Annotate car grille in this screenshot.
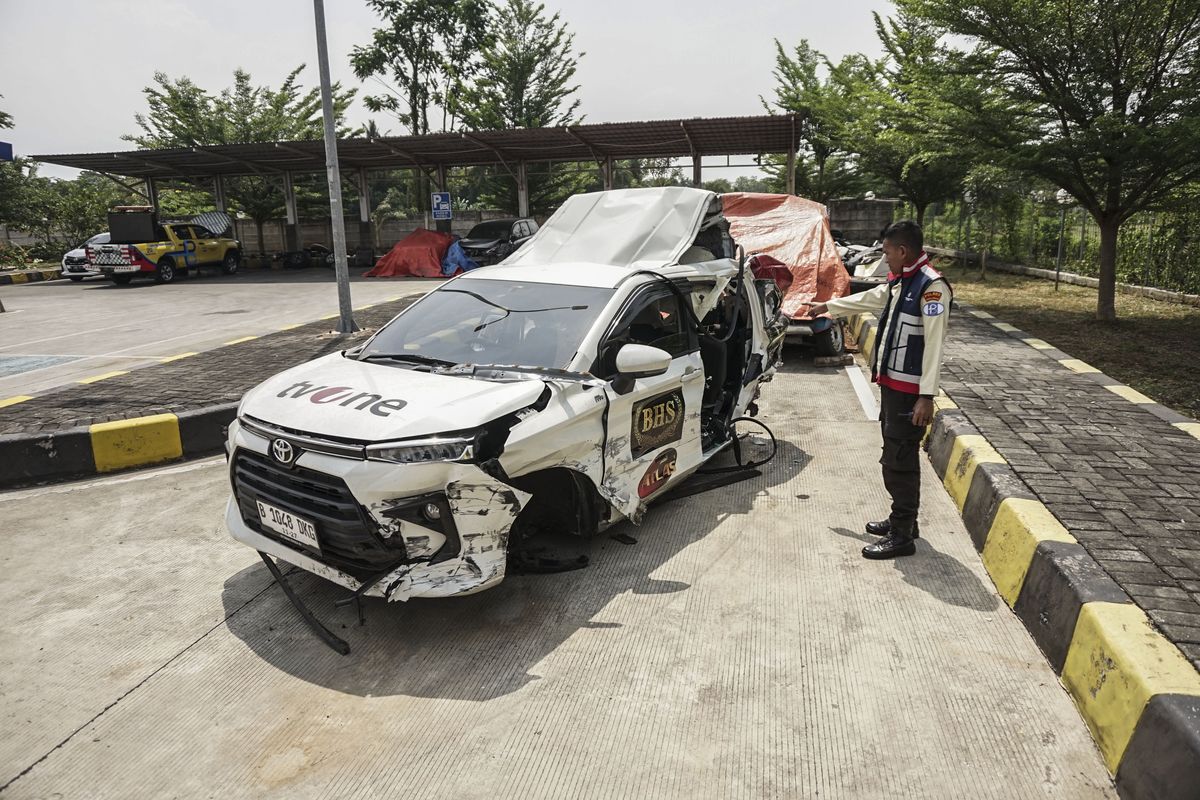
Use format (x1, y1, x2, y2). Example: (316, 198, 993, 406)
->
(64, 256, 89, 266)
(232, 449, 407, 578)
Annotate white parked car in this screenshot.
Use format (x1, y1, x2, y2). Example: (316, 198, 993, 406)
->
(61, 232, 109, 281)
(224, 187, 785, 617)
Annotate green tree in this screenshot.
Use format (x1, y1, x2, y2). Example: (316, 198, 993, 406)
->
(125, 67, 357, 254)
(963, 163, 1028, 278)
(838, 13, 969, 225)
(762, 41, 864, 202)
(54, 172, 136, 247)
(455, 0, 587, 215)
(0, 94, 12, 130)
(352, 0, 493, 136)
(899, 0, 1200, 321)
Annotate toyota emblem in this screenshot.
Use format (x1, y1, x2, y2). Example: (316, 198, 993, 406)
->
(271, 438, 296, 465)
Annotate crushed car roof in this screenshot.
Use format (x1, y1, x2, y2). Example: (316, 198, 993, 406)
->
(501, 187, 720, 271)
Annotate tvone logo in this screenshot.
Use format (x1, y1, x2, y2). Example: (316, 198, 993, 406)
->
(276, 380, 408, 418)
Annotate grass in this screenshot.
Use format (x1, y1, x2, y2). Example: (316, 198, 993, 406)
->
(934, 257, 1200, 420)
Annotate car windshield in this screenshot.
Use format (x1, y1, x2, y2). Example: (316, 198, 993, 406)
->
(465, 221, 514, 240)
(362, 279, 614, 371)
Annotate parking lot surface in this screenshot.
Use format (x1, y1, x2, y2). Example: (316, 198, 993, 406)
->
(0, 271, 440, 396)
(0, 355, 1116, 798)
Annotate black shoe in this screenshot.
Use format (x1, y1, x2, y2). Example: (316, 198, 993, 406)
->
(862, 533, 917, 559)
(864, 519, 920, 539)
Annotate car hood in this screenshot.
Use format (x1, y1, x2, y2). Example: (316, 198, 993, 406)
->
(460, 237, 503, 250)
(502, 186, 718, 269)
(64, 247, 85, 258)
(240, 352, 547, 442)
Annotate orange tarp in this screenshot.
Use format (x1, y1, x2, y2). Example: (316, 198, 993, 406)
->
(365, 228, 454, 278)
(722, 193, 849, 319)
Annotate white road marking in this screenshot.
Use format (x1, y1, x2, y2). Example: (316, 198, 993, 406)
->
(844, 364, 879, 420)
(0, 456, 226, 502)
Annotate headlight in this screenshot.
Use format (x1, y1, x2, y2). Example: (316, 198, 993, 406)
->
(366, 434, 476, 464)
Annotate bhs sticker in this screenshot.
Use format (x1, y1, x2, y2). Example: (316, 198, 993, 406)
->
(923, 301, 945, 316)
(638, 448, 678, 498)
(630, 389, 685, 458)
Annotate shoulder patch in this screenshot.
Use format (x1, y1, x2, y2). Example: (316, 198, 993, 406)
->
(923, 291, 942, 302)
(923, 301, 945, 317)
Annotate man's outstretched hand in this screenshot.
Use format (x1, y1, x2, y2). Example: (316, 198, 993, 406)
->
(807, 302, 828, 317)
(912, 396, 934, 427)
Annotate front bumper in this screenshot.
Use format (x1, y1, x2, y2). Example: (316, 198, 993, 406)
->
(225, 418, 530, 602)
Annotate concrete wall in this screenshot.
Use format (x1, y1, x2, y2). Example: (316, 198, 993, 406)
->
(828, 199, 899, 245)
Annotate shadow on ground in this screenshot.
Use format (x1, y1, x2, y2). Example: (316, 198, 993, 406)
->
(222, 439, 811, 700)
(829, 526, 999, 613)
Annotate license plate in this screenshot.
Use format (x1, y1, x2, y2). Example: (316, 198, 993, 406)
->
(256, 500, 319, 550)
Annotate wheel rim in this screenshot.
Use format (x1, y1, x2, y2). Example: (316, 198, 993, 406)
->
(161, 263, 174, 281)
(830, 322, 844, 351)
(225, 254, 238, 271)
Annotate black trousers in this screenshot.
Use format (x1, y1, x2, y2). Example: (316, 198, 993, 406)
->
(878, 386, 925, 534)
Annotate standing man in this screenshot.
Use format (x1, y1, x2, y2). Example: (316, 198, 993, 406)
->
(807, 220, 951, 559)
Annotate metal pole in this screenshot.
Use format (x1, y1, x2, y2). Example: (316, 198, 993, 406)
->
(1055, 207, 1066, 291)
(312, 0, 357, 334)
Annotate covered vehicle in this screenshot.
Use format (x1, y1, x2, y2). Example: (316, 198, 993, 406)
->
(722, 193, 850, 356)
(365, 228, 454, 278)
(225, 187, 785, 621)
(459, 218, 538, 266)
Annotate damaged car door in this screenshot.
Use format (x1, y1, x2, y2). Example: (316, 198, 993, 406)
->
(596, 282, 704, 518)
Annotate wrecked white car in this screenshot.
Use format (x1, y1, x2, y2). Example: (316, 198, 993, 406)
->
(224, 187, 784, 646)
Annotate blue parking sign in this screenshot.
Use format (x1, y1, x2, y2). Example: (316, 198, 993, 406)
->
(431, 191, 452, 221)
(0, 142, 13, 162)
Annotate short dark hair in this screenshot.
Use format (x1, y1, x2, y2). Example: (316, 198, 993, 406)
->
(881, 220, 923, 254)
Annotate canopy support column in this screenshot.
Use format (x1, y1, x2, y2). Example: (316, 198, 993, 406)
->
(283, 171, 299, 252)
(602, 157, 614, 191)
(145, 177, 159, 210)
(517, 161, 529, 218)
(213, 174, 227, 213)
(357, 167, 373, 254)
(785, 146, 797, 196)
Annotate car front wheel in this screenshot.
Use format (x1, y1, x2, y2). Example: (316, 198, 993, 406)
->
(221, 250, 240, 274)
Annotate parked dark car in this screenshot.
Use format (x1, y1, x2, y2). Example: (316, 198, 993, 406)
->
(459, 218, 538, 266)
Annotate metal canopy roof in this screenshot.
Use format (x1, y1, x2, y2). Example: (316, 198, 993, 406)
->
(32, 114, 800, 180)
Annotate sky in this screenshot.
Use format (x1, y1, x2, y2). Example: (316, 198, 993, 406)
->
(0, 0, 889, 180)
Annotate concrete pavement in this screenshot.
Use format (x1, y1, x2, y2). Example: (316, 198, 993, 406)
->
(0, 354, 1115, 799)
(0, 271, 440, 396)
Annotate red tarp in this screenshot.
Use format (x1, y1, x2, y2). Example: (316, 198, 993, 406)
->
(365, 228, 454, 278)
(722, 192, 849, 320)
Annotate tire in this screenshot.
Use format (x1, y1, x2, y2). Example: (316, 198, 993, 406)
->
(812, 320, 845, 357)
(221, 250, 240, 274)
(155, 258, 177, 284)
(68, 276, 83, 282)
(111, 275, 133, 285)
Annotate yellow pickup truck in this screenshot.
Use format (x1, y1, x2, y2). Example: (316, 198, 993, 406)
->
(87, 208, 242, 285)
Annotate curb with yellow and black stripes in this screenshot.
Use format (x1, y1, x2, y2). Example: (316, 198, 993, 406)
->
(0, 266, 63, 286)
(0, 403, 236, 487)
(848, 310, 1200, 799)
